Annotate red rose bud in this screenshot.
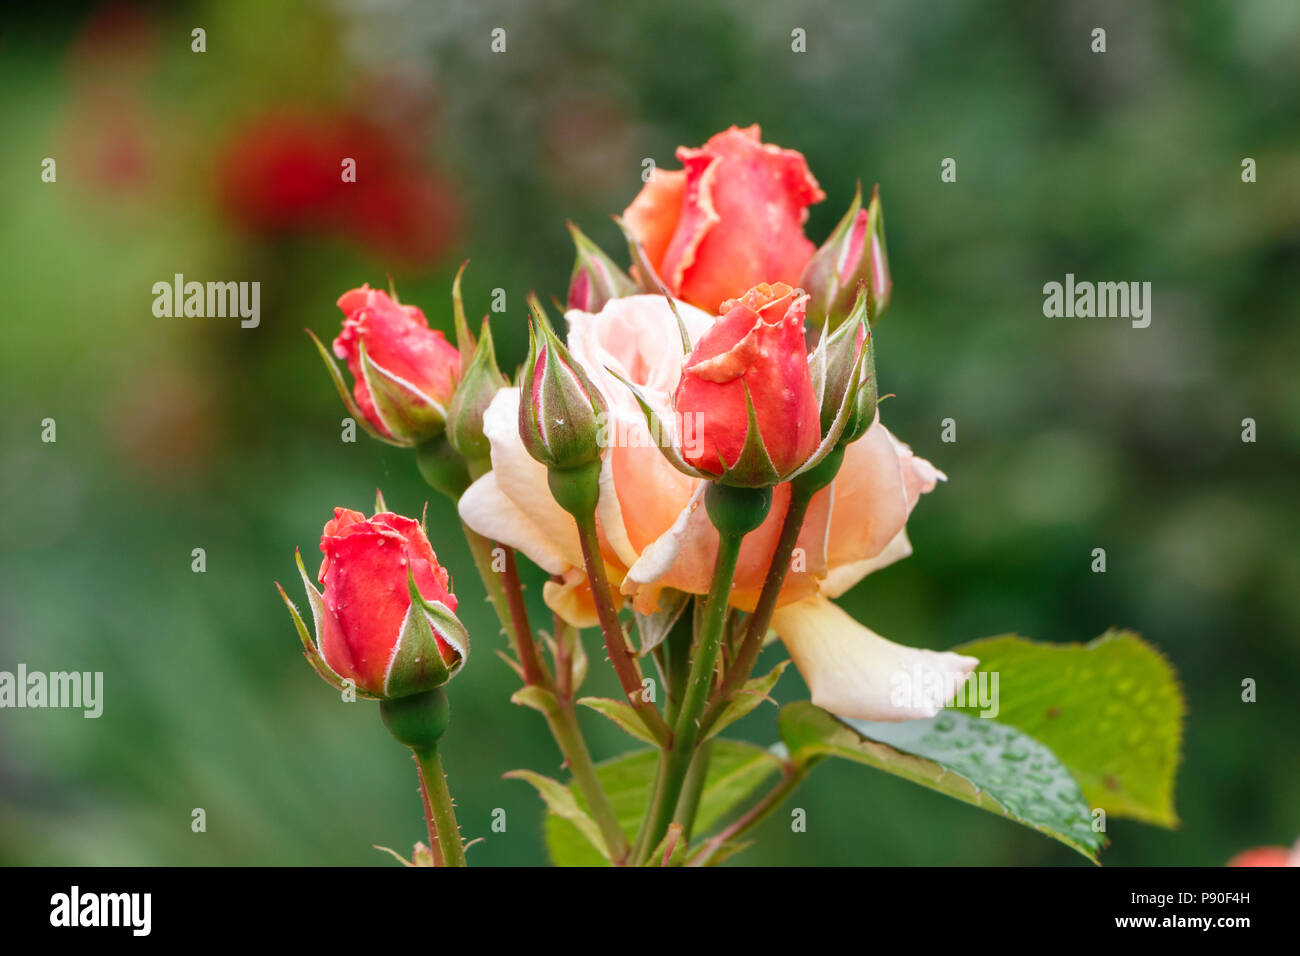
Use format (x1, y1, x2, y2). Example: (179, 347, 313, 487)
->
(279, 507, 469, 699)
(446, 316, 507, 466)
(800, 184, 892, 330)
(518, 316, 607, 473)
(622, 125, 825, 313)
(328, 285, 461, 445)
(567, 222, 637, 312)
(674, 282, 821, 485)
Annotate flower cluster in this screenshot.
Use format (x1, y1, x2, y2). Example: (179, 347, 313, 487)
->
(276, 125, 1180, 868)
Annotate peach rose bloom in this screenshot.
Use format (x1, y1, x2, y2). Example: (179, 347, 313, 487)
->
(623, 125, 825, 314)
(458, 295, 976, 721)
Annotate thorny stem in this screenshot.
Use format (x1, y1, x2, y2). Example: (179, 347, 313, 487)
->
(414, 746, 467, 867)
(413, 752, 446, 867)
(461, 524, 549, 686)
(702, 484, 815, 731)
(688, 762, 807, 867)
(573, 515, 672, 746)
(460, 523, 627, 861)
(638, 522, 746, 859)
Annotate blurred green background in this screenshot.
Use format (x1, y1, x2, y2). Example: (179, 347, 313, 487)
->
(2, 0, 1298, 866)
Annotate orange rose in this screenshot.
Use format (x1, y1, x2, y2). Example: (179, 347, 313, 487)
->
(458, 295, 974, 721)
(623, 125, 825, 313)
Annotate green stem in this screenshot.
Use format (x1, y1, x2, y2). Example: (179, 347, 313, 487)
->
(639, 482, 772, 859)
(573, 515, 672, 745)
(660, 607, 695, 727)
(412, 752, 445, 866)
(461, 523, 547, 685)
(704, 486, 814, 727)
(688, 763, 807, 867)
(413, 746, 467, 867)
(460, 524, 623, 861)
(546, 699, 631, 862)
(703, 449, 844, 734)
(672, 740, 713, 839)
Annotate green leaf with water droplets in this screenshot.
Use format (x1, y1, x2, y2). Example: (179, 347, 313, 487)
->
(780, 701, 1106, 862)
(543, 740, 783, 867)
(952, 629, 1183, 828)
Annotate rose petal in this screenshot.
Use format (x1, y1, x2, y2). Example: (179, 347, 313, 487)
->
(773, 594, 978, 721)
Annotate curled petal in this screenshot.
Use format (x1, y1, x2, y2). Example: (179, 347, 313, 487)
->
(543, 568, 602, 630)
(773, 595, 977, 722)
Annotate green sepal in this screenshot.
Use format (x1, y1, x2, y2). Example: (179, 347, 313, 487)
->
(527, 291, 555, 335)
(358, 338, 447, 445)
(305, 328, 407, 447)
(285, 548, 380, 699)
(614, 214, 667, 294)
(799, 183, 891, 330)
(603, 366, 708, 479)
(447, 314, 508, 462)
(792, 297, 873, 477)
(632, 588, 691, 656)
(451, 260, 476, 376)
(654, 286, 694, 356)
(715, 382, 781, 487)
(800, 181, 864, 328)
(382, 566, 469, 698)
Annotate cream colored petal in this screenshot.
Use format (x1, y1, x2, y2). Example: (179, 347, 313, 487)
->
(596, 440, 640, 570)
(457, 473, 570, 576)
(772, 595, 978, 722)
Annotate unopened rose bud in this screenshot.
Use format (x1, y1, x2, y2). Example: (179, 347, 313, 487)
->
(447, 318, 507, 466)
(674, 282, 821, 486)
(566, 222, 637, 312)
(800, 184, 891, 330)
(518, 316, 607, 474)
(812, 285, 877, 449)
(279, 507, 469, 700)
(326, 285, 461, 445)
